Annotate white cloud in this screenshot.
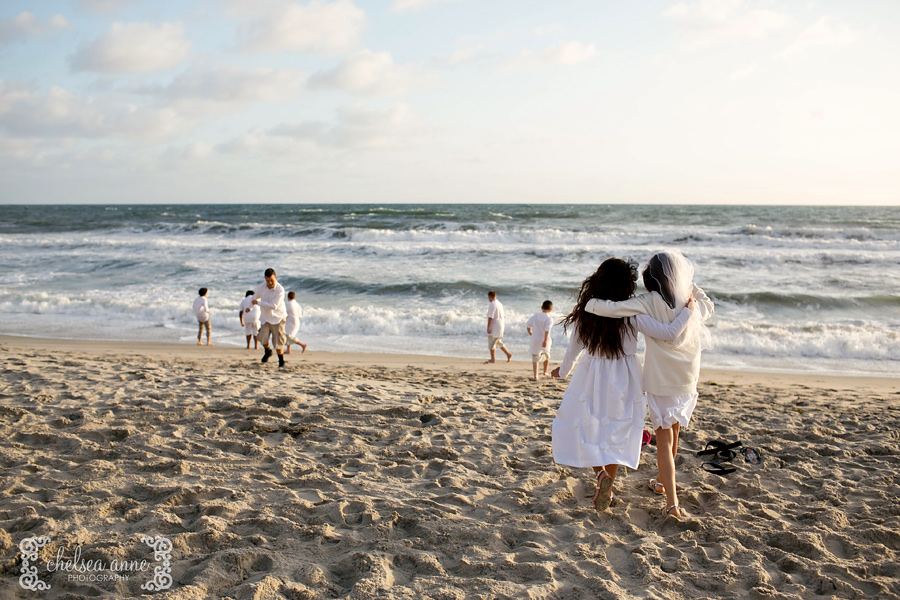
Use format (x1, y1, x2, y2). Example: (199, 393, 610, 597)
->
(534, 24, 565, 36)
(269, 103, 410, 149)
(505, 41, 597, 70)
(0, 80, 185, 141)
(142, 65, 306, 114)
(70, 22, 191, 73)
(75, 0, 139, 13)
(778, 16, 858, 58)
(391, 0, 459, 12)
(310, 50, 423, 96)
(0, 12, 71, 44)
(728, 64, 758, 81)
(662, 0, 789, 47)
(236, 0, 365, 55)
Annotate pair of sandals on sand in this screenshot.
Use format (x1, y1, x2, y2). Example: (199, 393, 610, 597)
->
(696, 439, 762, 475)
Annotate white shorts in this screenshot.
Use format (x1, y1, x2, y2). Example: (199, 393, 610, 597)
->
(244, 321, 260, 336)
(531, 351, 550, 364)
(647, 392, 698, 430)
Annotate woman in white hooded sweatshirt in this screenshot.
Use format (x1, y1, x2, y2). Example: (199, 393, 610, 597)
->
(585, 250, 714, 518)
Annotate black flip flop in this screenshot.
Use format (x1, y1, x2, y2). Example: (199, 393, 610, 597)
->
(702, 460, 737, 475)
(740, 447, 763, 465)
(696, 439, 743, 457)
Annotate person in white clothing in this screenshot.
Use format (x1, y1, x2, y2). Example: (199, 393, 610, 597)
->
(584, 250, 714, 519)
(251, 268, 288, 368)
(525, 300, 553, 380)
(284, 291, 307, 355)
(193, 287, 212, 346)
(485, 290, 512, 363)
(551, 258, 697, 513)
(239, 290, 260, 350)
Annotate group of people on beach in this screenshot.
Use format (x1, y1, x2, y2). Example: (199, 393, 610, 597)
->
(549, 250, 713, 519)
(195, 252, 711, 518)
(192, 268, 307, 367)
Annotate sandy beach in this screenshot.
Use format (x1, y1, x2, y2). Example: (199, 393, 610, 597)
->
(1, 335, 898, 600)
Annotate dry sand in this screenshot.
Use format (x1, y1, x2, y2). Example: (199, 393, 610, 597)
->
(0, 335, 898, 599)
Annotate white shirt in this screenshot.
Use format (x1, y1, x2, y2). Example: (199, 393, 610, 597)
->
(558, 308, 696, 379)
(526, 311, 553, 354)
(285, 299, 302, 326)
(193, 296, 210, 323)
(239, 297, 260, 324)
(252, 282, 287, 325)
(486, 299, 505, 337)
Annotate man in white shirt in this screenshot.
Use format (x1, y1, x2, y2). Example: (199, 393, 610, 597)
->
(193, 287, 212, 346)
(251, 268, 288, 367)
(486, 290, 512, 363)
(239, 290, 260, 350)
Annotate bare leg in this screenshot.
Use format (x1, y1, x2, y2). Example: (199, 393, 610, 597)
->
(486, 348, 497, 364)
(541, 359, 549, 377)
(672, 422, 681, 460)
(532, 362, 539, 381)
(286, 345, 292, 354)
(656, 426, 679, 517)
(502, 345, 512, 362)
(245, 335, 251, 349)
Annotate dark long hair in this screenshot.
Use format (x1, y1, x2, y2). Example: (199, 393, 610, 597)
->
(642, 253, 676, 309)
(561, 258, 637, 358)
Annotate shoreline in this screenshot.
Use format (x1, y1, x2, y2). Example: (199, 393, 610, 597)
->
(2, 333, 897, 394)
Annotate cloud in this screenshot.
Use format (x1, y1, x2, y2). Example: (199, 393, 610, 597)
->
(75, 0, 139, 13)
(140, 65, 306, 114)
(391, 0, 459, 12)
(662, 0, 789, 47)
(778, 16, 858, 58)
(236, 0, 365, 55)
(269, 103, 410, 149)
(309, 50, 423, 96)
(0, 80, 185, 141)
(728, 64, 758, 81)
(534, 24, 565, 36)
(0, 12, 71, 44)
(504, 41, 597, 69)
(70, 22, 191, 73)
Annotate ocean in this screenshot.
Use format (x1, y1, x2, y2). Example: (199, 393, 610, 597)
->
(1, 204, 898, 377)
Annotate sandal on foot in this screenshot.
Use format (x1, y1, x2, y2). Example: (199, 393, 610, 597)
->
(593, 470, 613, 512)
(662, 504, 681, 518)
(648, 478, 665, 495)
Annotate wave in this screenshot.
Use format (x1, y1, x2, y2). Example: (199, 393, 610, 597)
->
(708, 291, 900, 311)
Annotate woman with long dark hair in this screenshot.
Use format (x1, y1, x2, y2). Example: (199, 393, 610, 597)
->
(551, 258, 696, 513)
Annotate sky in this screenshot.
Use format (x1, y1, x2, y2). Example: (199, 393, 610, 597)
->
(0, 0, 898, 205)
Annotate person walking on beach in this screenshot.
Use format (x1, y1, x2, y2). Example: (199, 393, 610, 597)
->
(486, 290, 512, 363)
(526, 300, 553, 380)
(239, 290, 260, 350)
(251, 268, 288, 368)
(284, 291, 308, 355)
(551, 258, 697, 513)
(193, 288, 213, 346)
(584, 250, 714, 518)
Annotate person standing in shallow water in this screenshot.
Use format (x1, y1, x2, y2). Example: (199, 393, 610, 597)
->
(485, 290, 512, 364)
(251, 268, 288, 368)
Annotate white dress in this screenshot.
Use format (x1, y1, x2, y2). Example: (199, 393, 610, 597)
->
(552, 309, 694, 469)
